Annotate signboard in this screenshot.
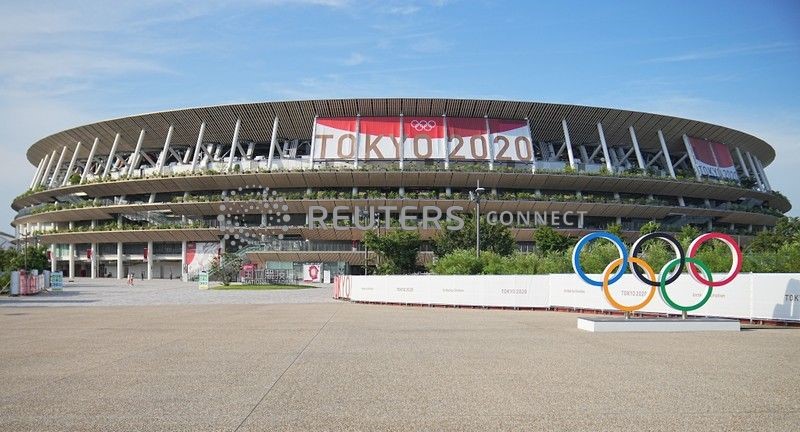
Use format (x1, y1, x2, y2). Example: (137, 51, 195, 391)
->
(50, 271, 64, 291)
(313, 117, 533, 162)
(303, 264, 322, 283)
(198, 271, 209, 290)
(186, 242, 218, 277)
(687, 136, 739, 181)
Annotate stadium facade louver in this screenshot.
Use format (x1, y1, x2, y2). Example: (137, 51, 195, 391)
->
(11, 99, 790, 280)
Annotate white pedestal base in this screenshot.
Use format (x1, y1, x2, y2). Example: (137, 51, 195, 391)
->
(577, 317, 740, 332)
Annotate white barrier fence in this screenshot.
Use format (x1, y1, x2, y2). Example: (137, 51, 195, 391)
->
(333, 273, 800, 322)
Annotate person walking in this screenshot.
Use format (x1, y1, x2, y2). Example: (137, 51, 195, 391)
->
(127, 273, 134, 286)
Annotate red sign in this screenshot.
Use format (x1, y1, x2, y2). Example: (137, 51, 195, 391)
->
(313, 116, 532, 162)
(687, 137, 738, 180)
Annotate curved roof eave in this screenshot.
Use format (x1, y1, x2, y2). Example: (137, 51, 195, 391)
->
(26, 98, 776, 167)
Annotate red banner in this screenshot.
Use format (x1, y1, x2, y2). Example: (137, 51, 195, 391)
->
(687, 137, 738, 180)
(313, 117, 532, 162)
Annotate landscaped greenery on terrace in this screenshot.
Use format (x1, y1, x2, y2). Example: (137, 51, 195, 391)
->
(17, 186, 784, 222)
(15, 162, 787, 206)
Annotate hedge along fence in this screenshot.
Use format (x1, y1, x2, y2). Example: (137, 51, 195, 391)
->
(428, 241, 800, 275)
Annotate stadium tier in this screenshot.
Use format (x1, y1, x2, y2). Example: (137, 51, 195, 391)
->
(11, 98, 790, 280)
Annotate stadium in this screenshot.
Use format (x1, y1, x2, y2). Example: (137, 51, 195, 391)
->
(10, 98, 791, 281)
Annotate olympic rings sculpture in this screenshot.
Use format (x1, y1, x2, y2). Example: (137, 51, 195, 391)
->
(571, 231, 743, 313)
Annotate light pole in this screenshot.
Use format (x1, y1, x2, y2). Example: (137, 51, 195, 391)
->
(469, 180, 485, 258)
(360, 209, 369, 275)
(23, 233, 28, 272)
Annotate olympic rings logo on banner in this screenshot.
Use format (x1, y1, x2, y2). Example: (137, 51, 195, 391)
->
(571, 231, 743, 313)
(410, 119, 436, 131)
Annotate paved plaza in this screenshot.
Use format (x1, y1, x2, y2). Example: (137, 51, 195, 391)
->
(0, 278, 334, 307)
(1, 282, 799, 431)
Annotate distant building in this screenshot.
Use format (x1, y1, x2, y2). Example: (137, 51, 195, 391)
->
(0, 231, 15, 250)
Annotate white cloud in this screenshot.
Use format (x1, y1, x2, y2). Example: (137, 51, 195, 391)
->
(343, 52, 366, 66)
(643, 42, 799, 63)
(388, 5, 421, 15)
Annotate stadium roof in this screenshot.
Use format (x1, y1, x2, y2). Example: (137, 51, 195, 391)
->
(27, 98, 776, 166)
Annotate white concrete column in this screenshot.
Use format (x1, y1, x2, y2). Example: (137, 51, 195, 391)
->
(561, 119, 576, 169)
(657, 130, 676, 178)
(68, 244, 75, 280)
(189, 122, 207, 173)
(744, 152, 764, 189)
(225, 118, 241, 172)
(181, 240, 187, 282)
(80, 138, 99, 184)
(245, 142, 255, 160)
(399, 114, 405, 170)
(753, 156, 771, 191)
(146, 241, 153, 280)
(443, 115, 449, 170)
(353, 114, 361, 169)
(267, 116, 279, 171)
(126, 129, 146, 177)
(116, 242, 123, 280)
(155, 125, 174, 173)
(181, 147, 192, 165)
(36, 155, 52, 187)
(40, 150, 57, 186)
(578, 145, 590, 164)
(486, 116, 494, 171)
(681, 134, 703, 181)
(49, 146, 69, 187)
(50, 244, 57, 272)
(628, 126, 646, 169)
(596, 122, 613, 172)
(62, 142, 82, 186)
(309, 115, 318, 169)
(90, 243, 97, 279)
(526, 118, 536, 173)
(30, 158, 45, 189)
(102, 133, 121, 178)
(734, 147, 751, 178)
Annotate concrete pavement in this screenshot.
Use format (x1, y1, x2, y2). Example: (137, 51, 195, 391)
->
(1, 301, 798, 431)
(0, 278, 334, 307)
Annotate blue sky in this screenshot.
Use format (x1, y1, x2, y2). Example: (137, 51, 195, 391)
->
(1, 0, 799, 229)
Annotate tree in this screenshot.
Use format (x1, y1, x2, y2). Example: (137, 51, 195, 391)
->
(9, 245, 48, 271)
(639, 221, 661, 236)
(429, 249, 491, 275)
(209, 252, 243, 285)
(747, 217, 800, 252)
(532, 226, 572, 254)
(605, 222, 623, 239)
(363, 229, 422, 274)
(677, 225, 701, 248)
(432, 215, 516, 257)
